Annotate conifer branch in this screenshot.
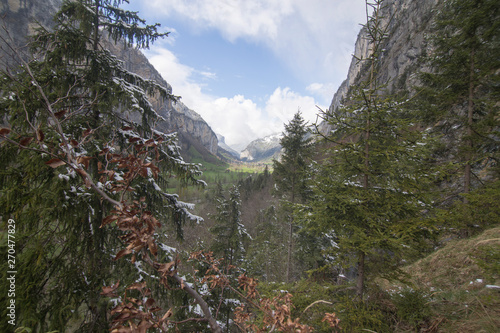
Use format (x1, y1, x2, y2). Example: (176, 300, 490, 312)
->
(17, 53, 124, 209)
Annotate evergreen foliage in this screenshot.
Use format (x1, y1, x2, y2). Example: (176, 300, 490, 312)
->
(418, 0, 500, 196)
(0, 0, 203, 331)
(209, 185, 249, 268)
(245, 205, 288, 282)
(307, 0, 436, 298)
(273, 111, 313, 203)
(0, 0, 499, 331)
(272, 111, 314, 282)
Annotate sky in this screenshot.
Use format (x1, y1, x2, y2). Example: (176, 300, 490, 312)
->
(125, 0, 367, 151)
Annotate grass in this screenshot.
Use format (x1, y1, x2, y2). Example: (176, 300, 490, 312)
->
(382, 226, 500, 332)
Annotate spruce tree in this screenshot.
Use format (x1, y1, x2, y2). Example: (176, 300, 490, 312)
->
(307, 0, 434, 298)
(0, 0, 204, 331)
(210, 185, 249, 268)
(272, 110, 313, 282)
(208, 185, 250, 331)
(245, 205, 288, 282)
(419, 0, 500, 198)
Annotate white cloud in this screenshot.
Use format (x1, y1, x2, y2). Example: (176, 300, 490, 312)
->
(145, 46, 322, 151)
(139, 0, 367, 150)
(148, 0, 294, 42)
(146, 0, 366, 92)
(265, 87, 320, 127)
(306, 82, 337, 105)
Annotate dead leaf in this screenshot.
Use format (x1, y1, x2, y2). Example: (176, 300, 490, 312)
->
(54, 109, 67, 119)
(144, 298, 155, 309)
(114, 248, 132, 261)
(111, 326, 133, 333)
(19, 137, 33, 146)
(0, 128, 11, 136)
(75, 168, 91, 188)
(157, 261, 176, 275)
(160, 309, 173, 322)
(77, 155, 93, 168)
(137, 320, 153, 333)
(45, 158, 66, 168)
(101, 215, 118, 227)
(101, 281, 120, 296)
(37, 129, 44, 142)
(83, 128, 92, 138)
(127, 282, 146, 291)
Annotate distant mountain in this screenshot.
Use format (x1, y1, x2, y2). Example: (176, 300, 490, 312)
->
(240, 133, 282, 162)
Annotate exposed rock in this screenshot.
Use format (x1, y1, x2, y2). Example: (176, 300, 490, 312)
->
(217, 134, 240, 158)
(0, 0, 61, 68)
(319, 0, 439, 136)
(107, 41, 219, 155)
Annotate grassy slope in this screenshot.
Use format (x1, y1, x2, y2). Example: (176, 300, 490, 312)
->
(386, 226, 500, 332)
(256, 227, 500, 332)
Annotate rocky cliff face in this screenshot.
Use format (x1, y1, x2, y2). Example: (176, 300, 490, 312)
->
(108, 42, 219, 155)
(321, 0, 439, 135)
(217, 134, 240, 158)
(0, 0, 218, 155)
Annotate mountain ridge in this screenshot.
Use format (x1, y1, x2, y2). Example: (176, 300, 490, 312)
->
(240, 133, 282, 162)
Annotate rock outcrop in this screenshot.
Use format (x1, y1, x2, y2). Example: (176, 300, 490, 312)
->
(217, 134, 240, 158)
(323, 0, 438, 126)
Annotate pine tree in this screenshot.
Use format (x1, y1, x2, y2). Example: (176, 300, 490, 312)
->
(272, 111, 313, 282)
(245, 205, 288, 282)
(307, 0, 435, 298)
(0, 0, 205, 331)
(419, 0, 500, 198)
(210, 185, 249, 268)
(207, 185, 250, 331)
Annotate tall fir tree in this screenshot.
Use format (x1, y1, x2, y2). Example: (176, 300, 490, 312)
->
(245, 205, 289, 282)
(272, 110, 313, 282)
(210, 185, 249, 268)
(419, 0, 500, 198)
(208, 185, 250, 332)
(307, 0, 435, 298)
(0, 0, 204, 331)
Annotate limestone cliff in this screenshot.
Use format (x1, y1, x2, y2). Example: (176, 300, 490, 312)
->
(320, 0, 438, 135)
(108, 42, 218, 155)
(0, 0, 218, 155)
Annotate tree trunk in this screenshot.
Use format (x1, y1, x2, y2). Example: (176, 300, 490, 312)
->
(93, 0, 100, 51)
(172, 274, 223, 333)
(286, 217, 293, 283)
(464, 49, 475, 200)
(356, 251, 365, 299)
(286, 190, 295, 283)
